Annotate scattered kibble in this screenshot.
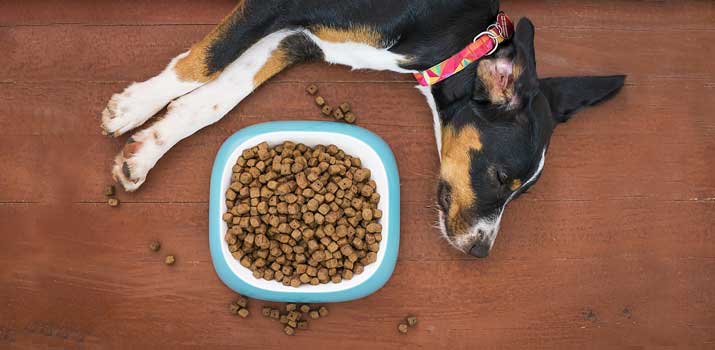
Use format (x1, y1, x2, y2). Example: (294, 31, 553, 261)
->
(306, 84, 318, 95)
(238, 308, 250, 318)
(309, 310, 320, 319)
(300, 304, 311, 313)
(315, 96, 325, 107)
(407, 315, 418, 327)
(286, 303, 297, 312)
(284, 326, 295, 336)
(149, 240, 161, 252)
(236, 296, 248, 308)
(104, 185, 116, 197)
(107, 198, 120, 207)
(398, 323, 409, 334)
(321, 105, 333, 116)
(344, 112, 356, 124)
(229, 303, 240, 314)
(318, 306, 329, 317)
(297, 320, 308, 329)
(339, 102, 351, 113)
(164, 255, 175, 265)
(262, 307, 272, 317)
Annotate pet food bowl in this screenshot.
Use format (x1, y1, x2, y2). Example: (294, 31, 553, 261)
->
(209, 121, 400, 302)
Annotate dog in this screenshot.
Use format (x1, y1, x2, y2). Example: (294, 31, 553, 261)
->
(101, 0, 625, 257)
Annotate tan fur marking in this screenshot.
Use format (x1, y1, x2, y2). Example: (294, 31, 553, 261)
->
(174, 1, 247, 82)
(440, 125, 483, 231)
(510, 179, 522, 191)
(312, 26, 383, 47)
(252, 47, 290, 86)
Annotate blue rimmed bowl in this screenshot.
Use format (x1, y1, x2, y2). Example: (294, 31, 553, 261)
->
(209, 121, 400, 302)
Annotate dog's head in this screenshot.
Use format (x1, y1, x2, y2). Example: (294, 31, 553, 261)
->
(436, 18, 625, 257)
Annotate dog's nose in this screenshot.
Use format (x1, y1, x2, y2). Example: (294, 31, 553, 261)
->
(469, 243, 490, 258)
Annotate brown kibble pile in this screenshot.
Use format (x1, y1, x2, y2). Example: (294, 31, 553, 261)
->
(223, 141, 383, 287)
(262, 303, 329, 335)
(306, 84, 357, 124)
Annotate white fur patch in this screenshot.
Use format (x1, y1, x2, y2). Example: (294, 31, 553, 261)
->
(416, 85, 442, 157)
(101, 52, 203, 136)
(305, 32, 415, 73)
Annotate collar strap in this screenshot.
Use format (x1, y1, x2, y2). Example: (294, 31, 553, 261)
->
(414, 12, 514, 87)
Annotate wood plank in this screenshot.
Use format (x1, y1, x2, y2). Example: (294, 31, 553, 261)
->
(0, 202, 712, 348)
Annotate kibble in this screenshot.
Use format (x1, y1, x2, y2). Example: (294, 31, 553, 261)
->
(344, 112, 356, 124)
(164, 255, 175, 265)
(398, 323, 409, 334)
(104, 185, 115, 197)
(321, 105, 333, 116)
(407, 315, 418, 327)
(315, 96, 326, 107)
(238, 308, 250, 318)
(149, 240, 161, 252)
(107, 198, 120, 207)
(284, 326, 295, 335)
(223, 141, 382, 287)
(339, 102, 351, 113)
(306, 84, 318, 95)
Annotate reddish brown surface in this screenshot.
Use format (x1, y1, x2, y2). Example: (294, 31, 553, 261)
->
(1, 1, 713, 349)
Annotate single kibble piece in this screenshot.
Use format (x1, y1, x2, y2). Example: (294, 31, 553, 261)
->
(297, 320, 309, 329)
(149, 240, 161, 252)
(286, 303, 297, 312)
(333, 108, 344, 120)
(107, 198, 120, 207)
(315, 96, 326, 107)
(284, 326, 295, 336)
(344, 112, 356, 124)
(270, 309, 280, 319)
(318, 306, 329, 317)
(104, 185, 116, 197)
(235, 296, 248, 308)
(164, 255, 175, 265)
(406, 316, 418, 327)
(339, 102, 351, 113)
(321, 105, 333, 116)
(262, 307, 271, 317)
(300, 304, 311, 313)
(238, 308, 250, 318)
(309, 310, 320, 319)
(306, 84, 319, 95)
(398, 323, 409, 334)
(229, 303, 240, 314)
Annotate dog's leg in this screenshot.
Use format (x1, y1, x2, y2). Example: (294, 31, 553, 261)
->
(113, 30, 314, 190)
(100, 3, 248, 136)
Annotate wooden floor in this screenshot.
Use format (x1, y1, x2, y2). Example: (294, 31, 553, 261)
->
(1, 1, 713, 349)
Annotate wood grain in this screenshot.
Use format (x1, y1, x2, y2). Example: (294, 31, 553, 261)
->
(0, 1, 713, 349)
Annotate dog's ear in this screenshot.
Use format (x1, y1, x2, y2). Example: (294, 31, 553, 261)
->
(539, 75, 626, 123)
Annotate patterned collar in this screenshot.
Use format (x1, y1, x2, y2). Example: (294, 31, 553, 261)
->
(414, 12, 515, 87)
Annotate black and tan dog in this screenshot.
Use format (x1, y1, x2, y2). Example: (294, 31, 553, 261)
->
(101, 0, 624, 257)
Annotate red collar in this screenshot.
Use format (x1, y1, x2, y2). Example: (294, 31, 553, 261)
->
(414, 12, 514, 86)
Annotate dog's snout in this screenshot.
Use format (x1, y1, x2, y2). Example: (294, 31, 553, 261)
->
(469, 242, 491, 258)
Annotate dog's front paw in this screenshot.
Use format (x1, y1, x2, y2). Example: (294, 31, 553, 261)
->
(111, 135, 158, 191)
(100, 85, 166, 137)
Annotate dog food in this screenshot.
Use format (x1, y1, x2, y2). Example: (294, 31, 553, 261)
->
(104, 185, 115, 197)
(306, 84, 319, 95)
(397, 323, 409, 334)
(223, 141, 382, 287)
(406, 315, 418, 327)
(107, 198, 120, 207)
(164, 255, 175, 265)
(149, 240, 161, 252)
(305, 84, 358, 123)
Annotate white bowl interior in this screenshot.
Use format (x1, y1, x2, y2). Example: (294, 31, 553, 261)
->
(219, 131, 391, 293)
